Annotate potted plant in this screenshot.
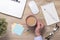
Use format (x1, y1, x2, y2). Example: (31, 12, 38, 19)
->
(0, 18, 8, 38)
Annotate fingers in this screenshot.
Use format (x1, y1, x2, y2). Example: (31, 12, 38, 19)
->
(37, 20, 41, 29)
(37, 20, 44, 29)
(37, 20, 40, 27)
(40, 22, 44, 29)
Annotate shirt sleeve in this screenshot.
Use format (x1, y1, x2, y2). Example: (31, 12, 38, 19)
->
(34, 35, 43, 40)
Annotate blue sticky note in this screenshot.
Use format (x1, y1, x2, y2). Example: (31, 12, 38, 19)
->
(13, 23, 24, 35)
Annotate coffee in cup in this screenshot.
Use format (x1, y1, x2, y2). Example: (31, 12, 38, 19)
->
(26, 15, 37, 28)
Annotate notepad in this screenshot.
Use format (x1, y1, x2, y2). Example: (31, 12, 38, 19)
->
(12, 23, 24, 35)
(41, 2, 59, 25)
(0, 0, 26, 18)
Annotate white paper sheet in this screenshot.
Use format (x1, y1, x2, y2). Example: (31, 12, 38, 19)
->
(41, 2, 59, 25)
(0, 0, 26, 18)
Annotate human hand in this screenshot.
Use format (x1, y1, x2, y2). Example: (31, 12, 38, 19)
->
(35, 20, 44, 36)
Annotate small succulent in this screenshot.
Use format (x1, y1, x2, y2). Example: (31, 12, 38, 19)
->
(0, 18, 8, 36)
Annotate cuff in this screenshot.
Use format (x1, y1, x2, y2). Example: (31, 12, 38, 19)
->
(34, 35, 43, 40)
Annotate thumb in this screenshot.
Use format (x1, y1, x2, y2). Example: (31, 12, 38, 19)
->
(37, 20, 41, 28)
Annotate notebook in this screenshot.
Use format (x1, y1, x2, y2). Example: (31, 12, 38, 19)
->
(0, 0, 26, 18)
(12, 23, 24, 35)
(41, 2, 59, 25)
